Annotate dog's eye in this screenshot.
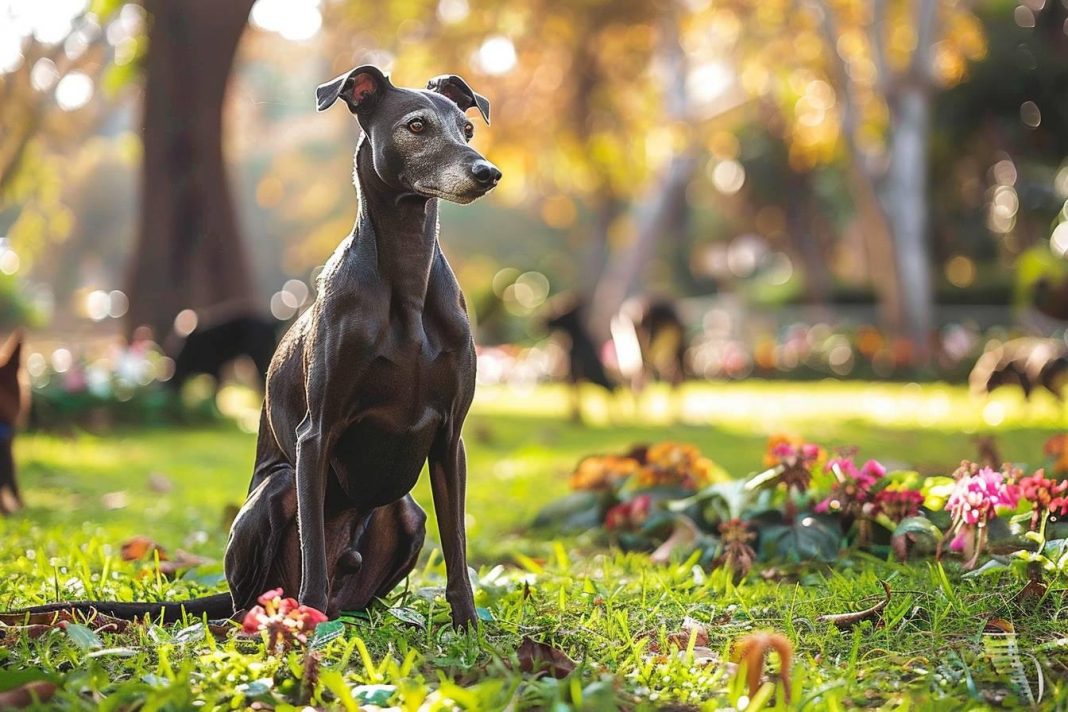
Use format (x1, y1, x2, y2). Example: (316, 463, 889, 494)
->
(463, 124, 474, 140)
(408, 119, 425, 134)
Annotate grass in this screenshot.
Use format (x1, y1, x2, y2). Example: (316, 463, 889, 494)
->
(1, 380, 1067, 709)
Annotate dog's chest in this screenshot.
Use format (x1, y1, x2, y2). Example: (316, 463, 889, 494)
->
(331, 346, 464, 505)
(360, 341, 462, 418)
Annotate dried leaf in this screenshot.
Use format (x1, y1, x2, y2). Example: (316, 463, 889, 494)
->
(650, 516, 700, 564)
(154, 550, 210, 578)
(0, 624, 54, 645)
(121, 536, 168, 562)
(516, 636, 576, 679)
(732, 631, 793, 703)
(147, 471, 173, 493)
(815, 581, 892, 629)
(0, 681, 57, 708)
(667, 617, 709, 649)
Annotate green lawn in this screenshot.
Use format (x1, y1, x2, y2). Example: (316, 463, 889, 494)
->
(1, 381, 1066, 709)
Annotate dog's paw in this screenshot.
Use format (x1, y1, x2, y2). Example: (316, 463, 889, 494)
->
(449, 603, 479, 630)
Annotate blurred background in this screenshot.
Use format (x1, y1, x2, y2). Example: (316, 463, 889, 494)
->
(2, 0, 1068, 430)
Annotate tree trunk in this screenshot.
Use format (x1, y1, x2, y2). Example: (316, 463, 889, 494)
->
(124, 0, 257, 340)
(784, 169, 832, 307)
(882, 85, 934, 362)
(588, 152, 698, 337)
(579, 192, 623, 302)
(588, 10, 695, 337)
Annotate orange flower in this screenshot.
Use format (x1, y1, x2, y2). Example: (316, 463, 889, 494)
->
(1045, 434, 1068, 475)
(635, 442, 717, 490)
(569, 455, 640, 491)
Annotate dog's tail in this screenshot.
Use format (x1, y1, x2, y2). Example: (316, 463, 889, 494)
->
(4, 592, 235, 624)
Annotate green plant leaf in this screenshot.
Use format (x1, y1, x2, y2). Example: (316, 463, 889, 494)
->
(532, 491, 605, 531)
(759, 514, 841, 562)
(892, 516, 943, 544)
(310, 620, 346, 649)
(388, 607, 427, 630)
(64, 623, 103, 651)
(352, 684, 397, 705)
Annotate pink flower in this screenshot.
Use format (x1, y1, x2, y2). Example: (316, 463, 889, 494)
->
(814, 457, 887, 515)
(256, 588, 285, 607)
(946, 467, 1019, 526)
(945, 467, 1020, 569)
(769, 442, 820, 468)
(241, 588, 329, 651)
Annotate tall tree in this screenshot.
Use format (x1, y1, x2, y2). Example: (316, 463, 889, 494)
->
(727, 0, 986, 362)
(124, 0, 257, 339)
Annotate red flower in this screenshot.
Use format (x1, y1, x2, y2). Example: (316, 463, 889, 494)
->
(604, 494, 652, 531)
(241, 588, 329, 651)
(872, 489, 924, 523)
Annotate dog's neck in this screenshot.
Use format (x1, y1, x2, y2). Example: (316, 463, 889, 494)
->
(353, 141, 439, 319)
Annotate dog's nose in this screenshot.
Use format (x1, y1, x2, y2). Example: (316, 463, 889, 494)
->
(471, 160, 502, 186)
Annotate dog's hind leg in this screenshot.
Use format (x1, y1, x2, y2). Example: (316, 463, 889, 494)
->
(224, 461, 300, 612)
(330, 495, 427, 613)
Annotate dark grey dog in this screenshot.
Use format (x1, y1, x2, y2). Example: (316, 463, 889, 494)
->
(13, 66, 499, 629)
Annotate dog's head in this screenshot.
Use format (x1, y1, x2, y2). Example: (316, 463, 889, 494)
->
(316, 65, 500, 204)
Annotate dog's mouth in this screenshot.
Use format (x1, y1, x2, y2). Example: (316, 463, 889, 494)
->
(410, 180, 495, 205)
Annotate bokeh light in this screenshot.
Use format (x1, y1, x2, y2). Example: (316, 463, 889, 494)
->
(55, 71, 93, 111)
(250, 0, 322, 41)
(474, 35, 517, 76)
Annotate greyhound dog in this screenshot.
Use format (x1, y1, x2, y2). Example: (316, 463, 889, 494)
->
(14, 66, 499, 628)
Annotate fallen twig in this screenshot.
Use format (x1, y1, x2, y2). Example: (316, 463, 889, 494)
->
(815, 581, 892, 629)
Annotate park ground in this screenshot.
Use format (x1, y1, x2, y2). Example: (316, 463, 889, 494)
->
(1, 381, 1067, 709)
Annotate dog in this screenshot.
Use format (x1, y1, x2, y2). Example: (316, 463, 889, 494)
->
(0, 331, 24, 514)
(969, 337, 1068, 401)
(166, 309, 278, 392)
(614, 297, 688, 394)
(14, 66, 499, 628)
(544, 296, 616, 421)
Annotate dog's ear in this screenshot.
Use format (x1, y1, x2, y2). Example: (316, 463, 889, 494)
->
(427, 74, 491, 125)
(316, 65, 391, 113)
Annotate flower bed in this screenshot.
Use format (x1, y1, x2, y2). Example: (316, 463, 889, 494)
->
(27, 339, 232, 429)
(535, 434, 1068, 587)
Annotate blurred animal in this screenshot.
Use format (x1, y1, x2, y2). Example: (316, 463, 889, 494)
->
(0, 331, 24, 514)
(166, 310, 278, 392)
(969, 337, 1068, 401)
(13, 65, 498, 627)
(1032, 277, 1068, 322)
(544, 297, 616, 420)
(613, 297, 688, 394)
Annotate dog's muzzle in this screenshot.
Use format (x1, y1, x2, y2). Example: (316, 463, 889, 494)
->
(470, 159, 502, 188)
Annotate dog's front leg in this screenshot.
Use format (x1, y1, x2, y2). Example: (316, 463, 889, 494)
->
(295, 415, 334, 613)
(429, 433, 477, 629)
